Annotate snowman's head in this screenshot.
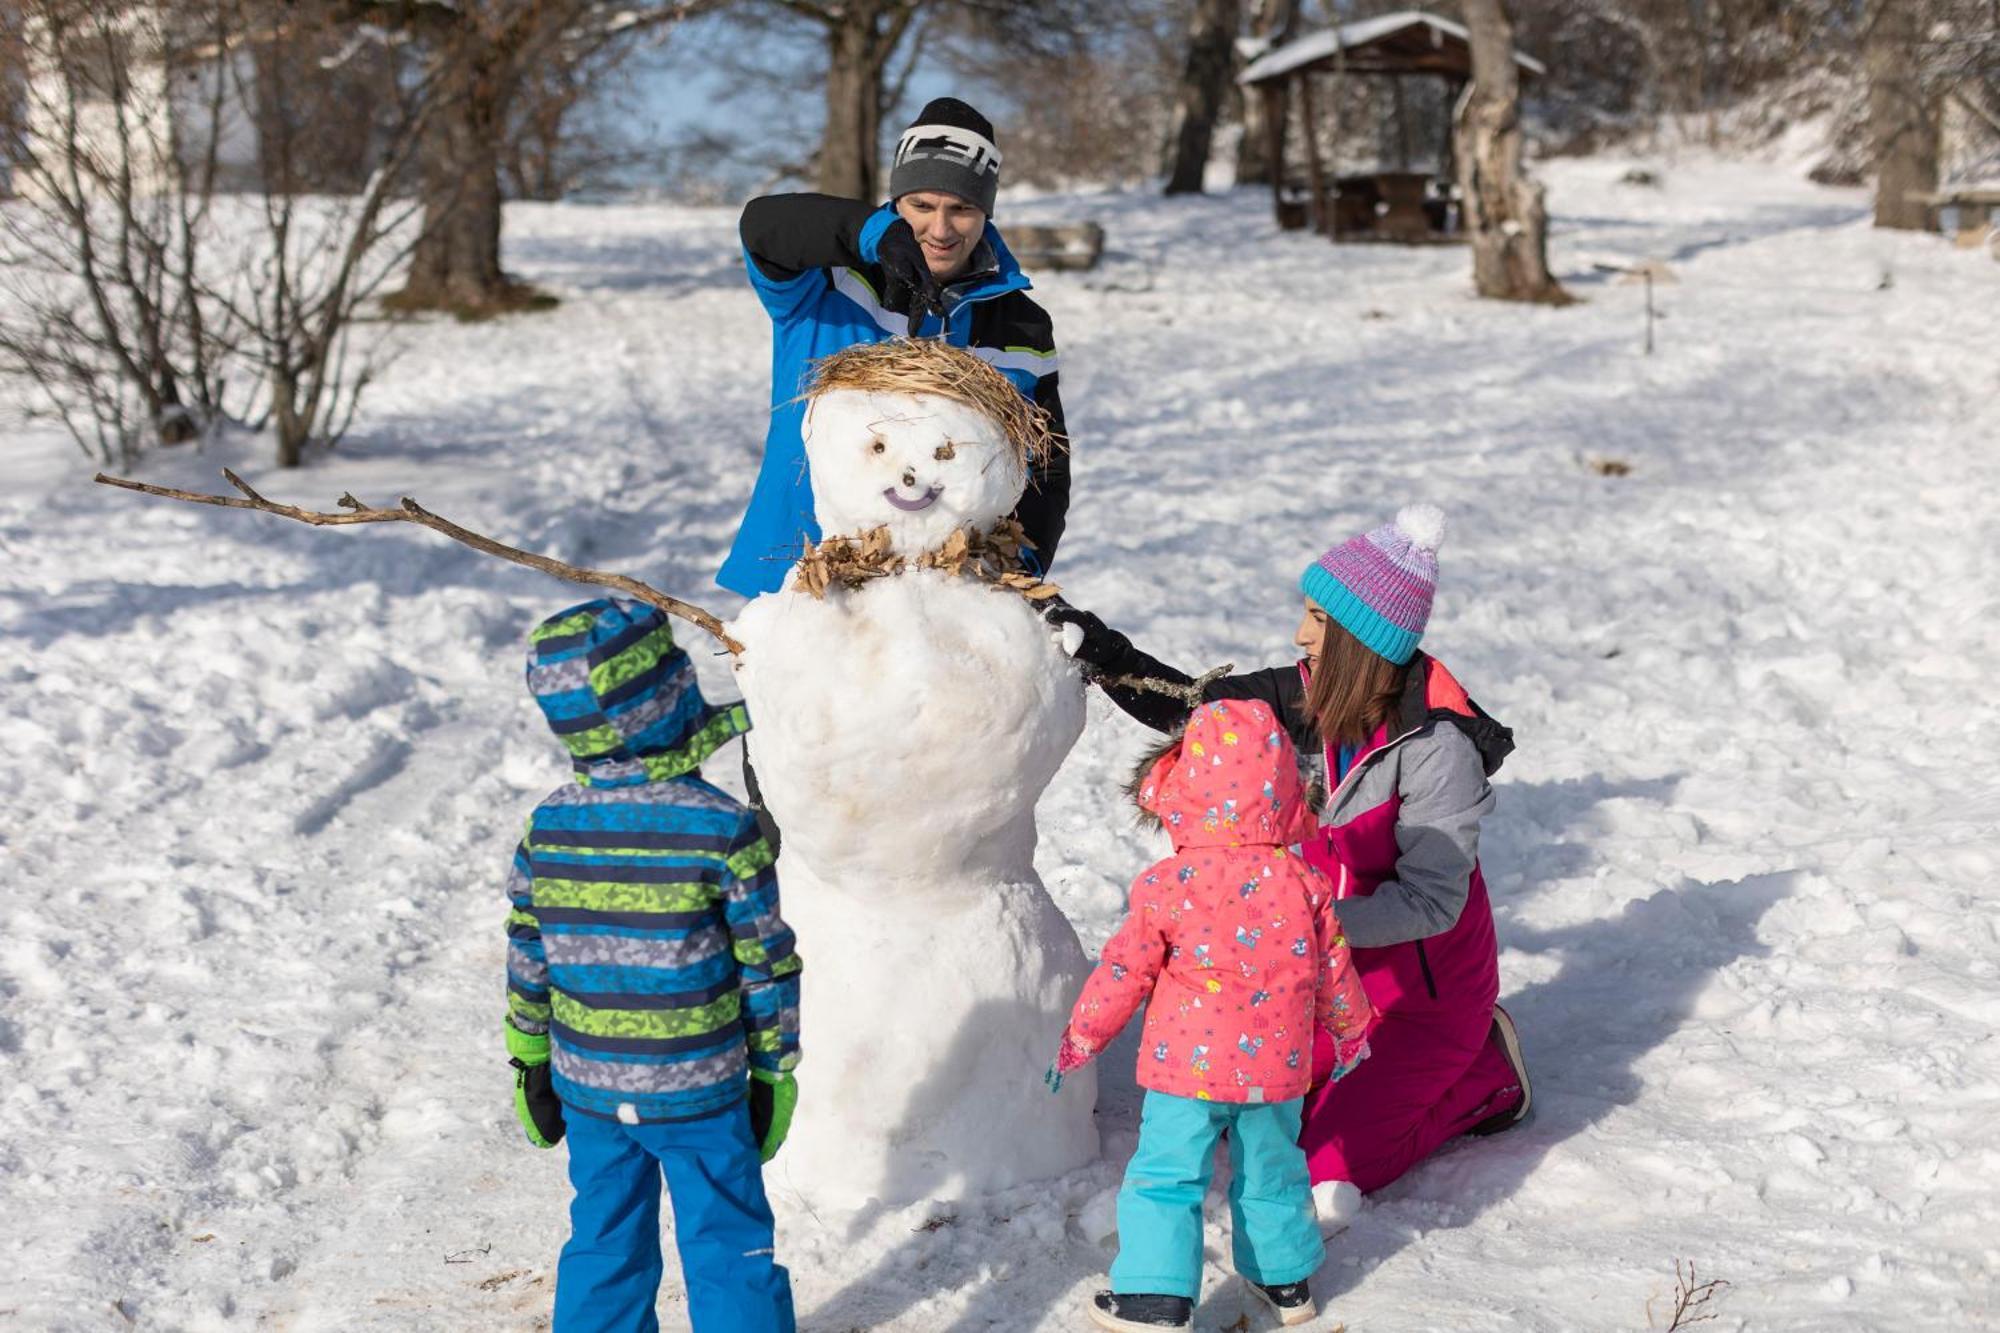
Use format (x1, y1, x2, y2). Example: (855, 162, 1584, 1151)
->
(801, 340, 1050, 558)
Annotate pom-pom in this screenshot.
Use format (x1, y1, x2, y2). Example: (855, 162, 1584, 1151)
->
(1396, 503, 1446, 554)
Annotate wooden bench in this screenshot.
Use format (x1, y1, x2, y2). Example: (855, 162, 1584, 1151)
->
(1003, 222, 1106, 272)
(1907, 187, 2000, 252)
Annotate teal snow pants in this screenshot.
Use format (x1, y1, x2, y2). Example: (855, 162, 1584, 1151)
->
(1110, 1091, 1324, 1302)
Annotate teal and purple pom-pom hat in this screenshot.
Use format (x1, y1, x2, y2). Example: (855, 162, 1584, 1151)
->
(1299, 505, 1446, 666)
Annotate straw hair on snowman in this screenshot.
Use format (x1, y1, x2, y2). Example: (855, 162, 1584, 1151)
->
(1299, 503, 1447, 666)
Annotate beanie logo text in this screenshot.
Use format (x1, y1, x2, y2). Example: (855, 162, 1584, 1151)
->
(893, 125, 1002, 181)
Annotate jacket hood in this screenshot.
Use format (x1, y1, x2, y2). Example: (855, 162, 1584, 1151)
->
(1396, 655, 1514, 776)
(1133, 698, 1320, 850)
(526, 598, 748, 789)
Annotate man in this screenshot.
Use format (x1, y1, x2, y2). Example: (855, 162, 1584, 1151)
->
(720, 97, 1071, 598)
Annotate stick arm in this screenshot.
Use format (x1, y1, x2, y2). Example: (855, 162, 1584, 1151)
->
(94, 470, 744, 655)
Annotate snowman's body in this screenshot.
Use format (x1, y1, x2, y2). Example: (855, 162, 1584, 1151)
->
(728, 385, 1098, 1208)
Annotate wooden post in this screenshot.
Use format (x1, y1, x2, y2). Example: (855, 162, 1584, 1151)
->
(1391, 74, 1414, 170)
(1299, 73, 1327, 235)
(1440, 77, 1462, 233)
(1328, 35, 1349, 239)
(1264, 81, 1289, 226)
(1644, 268, 1655, 354)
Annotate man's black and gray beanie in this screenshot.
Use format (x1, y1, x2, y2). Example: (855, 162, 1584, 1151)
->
(888, 97, 1002, 216)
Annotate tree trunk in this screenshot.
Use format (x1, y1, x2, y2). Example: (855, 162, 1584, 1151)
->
(1866, 0, 1939, 231)
(271, 367, 305, 468)
(1454, 0, 1569, 303)
(1163, 0, 1243, 195)
(820, 8, 886, 201)
(392, 35, 515, 312)
(1236, 0, 1298, 187)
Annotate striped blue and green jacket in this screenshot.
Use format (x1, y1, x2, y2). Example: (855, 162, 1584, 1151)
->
(505, 598, 801, 1124)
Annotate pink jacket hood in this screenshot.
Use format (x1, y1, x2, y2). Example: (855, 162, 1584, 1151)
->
(1136, 699, 1321, 851)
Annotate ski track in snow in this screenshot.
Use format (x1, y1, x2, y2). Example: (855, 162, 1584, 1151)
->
(3, 158, 1997, 1331)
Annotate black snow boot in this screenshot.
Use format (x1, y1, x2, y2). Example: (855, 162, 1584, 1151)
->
(1248, 1279, 1317, 1326)
(1089, 1290, 1192, 1331)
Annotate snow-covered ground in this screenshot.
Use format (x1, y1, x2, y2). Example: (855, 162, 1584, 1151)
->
(4, 153, 1998, 1331)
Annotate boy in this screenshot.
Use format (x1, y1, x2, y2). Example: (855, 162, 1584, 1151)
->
(502, 598, 802, 1333)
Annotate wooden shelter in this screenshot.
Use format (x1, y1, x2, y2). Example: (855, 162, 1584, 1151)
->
(1240, 10, 1546, 243)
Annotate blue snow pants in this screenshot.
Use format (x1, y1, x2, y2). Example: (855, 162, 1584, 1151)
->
(1110, 1092, 1324, 1302)
(555, 1103, 795, 1333)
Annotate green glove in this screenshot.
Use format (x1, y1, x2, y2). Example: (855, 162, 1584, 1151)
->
(506, 1022, 564, 1149)
(747, 1069, 797, 1163)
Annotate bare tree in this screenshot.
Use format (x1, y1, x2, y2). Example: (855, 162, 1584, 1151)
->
(501, 34, 643, 199)
(1866, 0, 1939, 228)
(762, 0, 919, 201)
(347, 1, 726, 316)
(1235, 0, 1299, 186)
(757, 0, 1090, 202)
(2, 6, 26, 192)
(0, 1, 247, 462)
(1865, 0, 2000, 228)
(934, 2, 1181, 190)
(1456, 0, 1569, 303)
(227, 3, 432, 464)
(0, 0, 428, 467)
(1161, 0, 1242, 194)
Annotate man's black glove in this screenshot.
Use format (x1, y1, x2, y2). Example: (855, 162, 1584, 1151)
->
(875, 218, 946, 335)
(1040, 597, 1128, 672)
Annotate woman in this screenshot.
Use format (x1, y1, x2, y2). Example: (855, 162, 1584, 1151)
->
(1052, 505, 1530, 1194)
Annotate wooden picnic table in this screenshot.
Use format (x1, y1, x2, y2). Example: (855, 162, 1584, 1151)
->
(1907, 187, 2000, 247)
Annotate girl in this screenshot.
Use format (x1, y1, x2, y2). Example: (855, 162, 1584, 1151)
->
(1050, 698, 1374, 1331)
(1050, 506, 1529, 1198)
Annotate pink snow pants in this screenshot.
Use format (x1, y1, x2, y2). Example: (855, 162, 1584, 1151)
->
(1299, 995, 1518, 1192)
(1298, 834, 1520, 1193)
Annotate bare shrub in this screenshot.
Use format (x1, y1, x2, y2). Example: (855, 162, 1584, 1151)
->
(1648, 1257, 1730, 1330)
(0, 1, 428, 467)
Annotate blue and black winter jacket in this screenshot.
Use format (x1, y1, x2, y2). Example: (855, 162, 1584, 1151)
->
(719, 192, 1070, 596)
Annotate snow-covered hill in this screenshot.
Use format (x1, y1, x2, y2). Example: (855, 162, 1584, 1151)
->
(3, 154, 1997, 1331)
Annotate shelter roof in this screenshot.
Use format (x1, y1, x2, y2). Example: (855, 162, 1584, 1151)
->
(1239, 10, 1546, 86)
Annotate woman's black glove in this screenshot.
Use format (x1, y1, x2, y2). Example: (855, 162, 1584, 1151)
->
(874, 219, 946, 334)
(1039, 597, 1128, 672)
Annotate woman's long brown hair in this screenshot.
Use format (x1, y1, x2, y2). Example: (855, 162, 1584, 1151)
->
(1304, 614, 1411, 749)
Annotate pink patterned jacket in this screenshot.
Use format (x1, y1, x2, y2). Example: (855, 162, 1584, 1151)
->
(1061, 699, 1375, 1103)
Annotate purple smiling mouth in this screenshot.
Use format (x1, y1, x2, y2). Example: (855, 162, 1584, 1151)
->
(883, 486, 942, 512)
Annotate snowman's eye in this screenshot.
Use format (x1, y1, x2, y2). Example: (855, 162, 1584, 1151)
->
(870, 438, 886, 454)
(934, 442, 957, 461)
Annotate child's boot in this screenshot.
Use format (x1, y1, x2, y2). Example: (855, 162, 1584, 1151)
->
(1089, 1290, 1192, 1330)
(1248, 1279, 1316, 1326)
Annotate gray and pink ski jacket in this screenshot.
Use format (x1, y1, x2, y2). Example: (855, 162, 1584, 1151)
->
(1298, 658, 1510, 1024)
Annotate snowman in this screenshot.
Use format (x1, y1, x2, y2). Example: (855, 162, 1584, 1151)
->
(98, 339, 1103, 1211)
(729, 340, 1099, 1209)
